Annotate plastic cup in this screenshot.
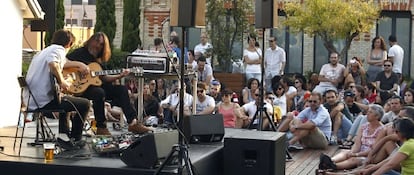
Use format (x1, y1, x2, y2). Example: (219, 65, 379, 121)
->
(43, 143, 55, 161)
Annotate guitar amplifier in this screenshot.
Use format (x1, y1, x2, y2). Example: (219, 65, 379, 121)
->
(126, 51, 170, 73)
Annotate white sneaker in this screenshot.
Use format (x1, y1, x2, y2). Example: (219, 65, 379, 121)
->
(288, 143, 304, 151)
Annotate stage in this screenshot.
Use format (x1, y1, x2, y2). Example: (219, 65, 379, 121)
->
(0, 119, 223, 175)
(0, 118, 288, 175)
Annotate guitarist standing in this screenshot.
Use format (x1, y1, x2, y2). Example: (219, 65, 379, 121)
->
(67, 32, 151, 135)
(23, 30, 91, 149)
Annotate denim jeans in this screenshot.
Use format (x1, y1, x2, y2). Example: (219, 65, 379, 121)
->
(348, 115, 367, 137)
(337, 115, 352, 140)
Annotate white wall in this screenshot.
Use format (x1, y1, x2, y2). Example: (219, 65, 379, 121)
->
(0, 1, 24, 127)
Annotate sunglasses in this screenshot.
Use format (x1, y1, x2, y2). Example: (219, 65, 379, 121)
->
(197, 90, 204, 93)
(308, 100, 318, 103)
(267, 97, 275, 100)
(384, 64, 392, 67)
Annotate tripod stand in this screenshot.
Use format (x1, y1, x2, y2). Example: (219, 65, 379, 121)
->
(246, 29, 292, 160)
(155, 27, 194, 175)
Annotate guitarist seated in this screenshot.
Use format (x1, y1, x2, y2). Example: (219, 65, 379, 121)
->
(23, 30, 91, 150)
(66, 32, 151, 135)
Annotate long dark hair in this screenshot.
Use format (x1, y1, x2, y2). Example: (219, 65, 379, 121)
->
(84, 32, 111, 62)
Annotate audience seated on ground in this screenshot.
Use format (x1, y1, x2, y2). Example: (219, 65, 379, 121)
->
(318, 104, 385, 172)
(353, 106, 414, 175)
(242, 78, 260, 105)
(216, 88, 240, 128)
(323, 89, 352, 145)
(286, 92, 332, 150)
(381, 95, 403, 124)
(235, 88, 273, 129)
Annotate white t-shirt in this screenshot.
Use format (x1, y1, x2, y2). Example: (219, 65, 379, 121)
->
(23, 44, 67, 110)
(388, 44, 404, 74)
(265, 46, 286, 77)
(194, 42, 213, 64)
(318, 63, 345, 87)
(273, 94, 287, 116)
(242, 101, 273, 124)
(243, 48, 262, 74)
(195, 95, 216, 114)
(193, 63, 214, 83)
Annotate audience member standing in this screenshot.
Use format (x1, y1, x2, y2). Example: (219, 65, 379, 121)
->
(366, 36, 387, 83)
(264, 36, 286, 92)
(388, 35, 404, 83)
(313, 52, 345, 95)
(194, 32, 213, 65)
(243, 33, 262, 82)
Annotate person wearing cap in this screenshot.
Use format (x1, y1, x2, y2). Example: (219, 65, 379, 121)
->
(323, 89, 353, 145)
(208, 80, 222, 104)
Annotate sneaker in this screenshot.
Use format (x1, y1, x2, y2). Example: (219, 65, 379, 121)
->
(56, 138, 78, 151)
(128, 123, 152, 134)
(96, 127, 112, 136)
(288, 143, 304, 151)
(329, 136, 338, 145)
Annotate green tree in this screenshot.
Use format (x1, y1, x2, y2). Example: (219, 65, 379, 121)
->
(95, 0, 116, 46)
(206, 0, 255, 72)
(283, 0, 380, 58)
(121, 0, 141, 52)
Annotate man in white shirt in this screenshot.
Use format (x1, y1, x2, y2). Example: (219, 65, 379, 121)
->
(265, 36, 286, 92)
(235, 88, 273, 129)
(193, 82, 216, 115)
(193, 55, 215, 85)
(387, 35, 404, 83)
(313, 52, 345, 95)
(194, 32, 213, 65)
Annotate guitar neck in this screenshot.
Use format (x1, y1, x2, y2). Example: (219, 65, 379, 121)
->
(92, 69, 124, 76)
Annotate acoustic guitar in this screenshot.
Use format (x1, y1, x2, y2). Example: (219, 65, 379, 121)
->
(63, 62, 141, 95)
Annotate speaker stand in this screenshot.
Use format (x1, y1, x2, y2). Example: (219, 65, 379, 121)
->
(247, 28, 292, 160)
(155, 27, 194, 175)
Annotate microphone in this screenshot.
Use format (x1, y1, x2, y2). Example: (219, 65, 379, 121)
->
(161, 17, 170, 25)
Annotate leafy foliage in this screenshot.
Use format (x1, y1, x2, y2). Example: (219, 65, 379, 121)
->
(95, 0, 116, 47)
(121, 0, 141, 52)
(206, 0, 255, 72)
(283, 0, 380, 58)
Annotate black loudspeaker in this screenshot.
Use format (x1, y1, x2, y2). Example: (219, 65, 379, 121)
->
(31, 0, 56, 32)
(170, 0, 206, 27)
(255, 0, 278, 28)
(183, 114, 225, 143)
(224, 130, 286, 175)
(120, 130, 178, 168)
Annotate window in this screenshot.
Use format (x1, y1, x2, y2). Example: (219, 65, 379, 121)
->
(377, 11, 412, 76)
(66, 19, 78, 26)
(271, 15, 304, 74)
(81, 19, 93, 28)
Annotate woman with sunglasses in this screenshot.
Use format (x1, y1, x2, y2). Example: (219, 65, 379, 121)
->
(217, 89, 240, 128)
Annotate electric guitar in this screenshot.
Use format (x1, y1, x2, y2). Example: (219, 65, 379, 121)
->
(63, 62, 142, 95)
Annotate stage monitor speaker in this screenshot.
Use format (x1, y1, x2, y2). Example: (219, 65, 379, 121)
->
(170, 0, 206, 27)
(120, 129, 178, 168)
(224, 130, 286, 175)
(183, 114, 225, 143)
(255, 0, 278, 28)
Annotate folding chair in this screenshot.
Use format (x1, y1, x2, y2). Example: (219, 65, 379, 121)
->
(14, 76, 62, 155)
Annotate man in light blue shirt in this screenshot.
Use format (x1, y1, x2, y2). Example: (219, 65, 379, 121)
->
(287, 92, 332, 149)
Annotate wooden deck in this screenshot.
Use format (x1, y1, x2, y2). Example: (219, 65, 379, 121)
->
(286, 145, 340, 175)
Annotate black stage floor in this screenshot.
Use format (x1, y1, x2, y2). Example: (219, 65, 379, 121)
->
(0, 119, 224, 175)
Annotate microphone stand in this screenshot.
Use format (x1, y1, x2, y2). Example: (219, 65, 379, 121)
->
(155, 26, 194, 175)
